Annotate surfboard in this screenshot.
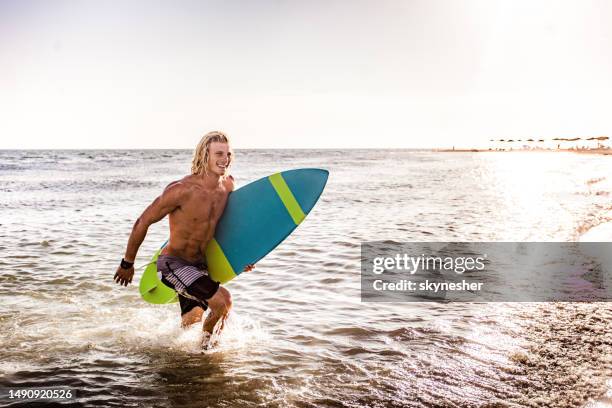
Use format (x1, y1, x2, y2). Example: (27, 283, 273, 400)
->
(139, 168, 329, 304)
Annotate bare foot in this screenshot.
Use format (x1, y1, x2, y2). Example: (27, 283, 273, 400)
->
(201, 332, 215, 350)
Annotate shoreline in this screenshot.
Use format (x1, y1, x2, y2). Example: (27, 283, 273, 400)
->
(438, 148, 612, 156)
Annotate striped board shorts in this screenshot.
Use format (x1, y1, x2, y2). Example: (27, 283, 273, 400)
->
(156, 254, 220, 315)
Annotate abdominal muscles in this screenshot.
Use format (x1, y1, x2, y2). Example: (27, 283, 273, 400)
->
(166, 209, 218, 262)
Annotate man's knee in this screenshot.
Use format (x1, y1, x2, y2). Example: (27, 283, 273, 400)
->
(223, 288, 233, 309)
(209, 287, 232, 312)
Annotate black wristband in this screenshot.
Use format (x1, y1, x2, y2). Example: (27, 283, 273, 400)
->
(120, 258, 134, 269)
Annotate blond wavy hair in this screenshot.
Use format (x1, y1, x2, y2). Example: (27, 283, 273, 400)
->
(191, 131, 232, 175)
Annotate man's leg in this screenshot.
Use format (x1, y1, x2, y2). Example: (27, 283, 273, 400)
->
(203, 286, 232, 335)
(179, 275, 230, 347)
(176, 292, 208, 328)
(181, 306, 204, 328)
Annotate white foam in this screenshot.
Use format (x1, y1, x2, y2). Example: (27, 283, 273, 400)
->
(581, 221, 612, 242)
(5, 294, 271, 357)
(118, 307, 271, 354)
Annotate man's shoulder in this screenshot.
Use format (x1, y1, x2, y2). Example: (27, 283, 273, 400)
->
(163, 177, 196, 198)
(224, 175, 235, 191)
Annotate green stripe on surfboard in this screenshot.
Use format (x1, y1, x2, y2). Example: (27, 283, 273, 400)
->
(205, 238, 237, 284)
(268, 173, 306, 225)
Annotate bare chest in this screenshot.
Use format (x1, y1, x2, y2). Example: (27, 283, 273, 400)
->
(177, 188, 229, 224)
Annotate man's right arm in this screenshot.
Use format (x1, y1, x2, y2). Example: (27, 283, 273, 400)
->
(114, 182, 186, 287)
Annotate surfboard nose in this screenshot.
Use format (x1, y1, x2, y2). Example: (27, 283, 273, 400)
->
(281, 168, 329, 214)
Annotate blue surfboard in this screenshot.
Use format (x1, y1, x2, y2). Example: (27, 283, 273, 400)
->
(140, 168, 329, 304)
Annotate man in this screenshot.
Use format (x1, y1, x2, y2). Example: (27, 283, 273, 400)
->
(113, 131, 253, 348)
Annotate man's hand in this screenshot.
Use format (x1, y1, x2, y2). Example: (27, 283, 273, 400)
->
(114, 266, 135, 286)
(243, 264, 255, 273)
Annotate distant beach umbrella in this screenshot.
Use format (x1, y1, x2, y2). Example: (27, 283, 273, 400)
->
(593, 136, 609, 148)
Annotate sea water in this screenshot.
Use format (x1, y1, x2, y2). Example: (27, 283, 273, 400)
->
(0, 149, 610, 407)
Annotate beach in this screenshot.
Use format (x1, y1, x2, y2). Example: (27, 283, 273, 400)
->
(440, 148, 612, 155)
(1, 149, 611, 407)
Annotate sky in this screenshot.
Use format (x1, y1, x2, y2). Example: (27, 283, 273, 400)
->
(1, 0, 611, 149)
